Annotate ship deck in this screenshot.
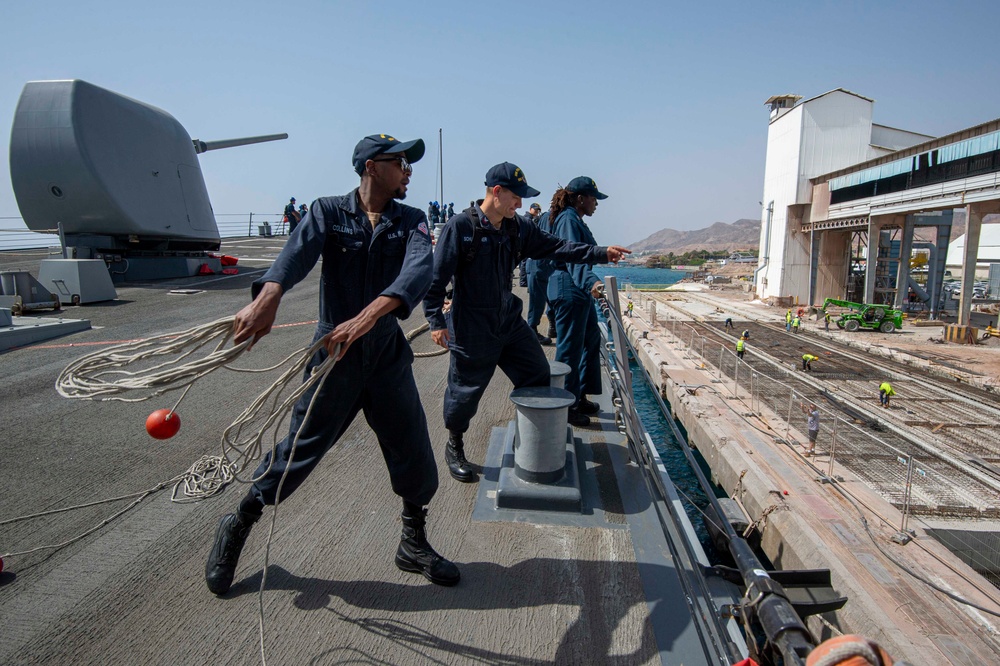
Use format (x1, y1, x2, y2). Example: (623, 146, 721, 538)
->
(0, 239, 722, 665)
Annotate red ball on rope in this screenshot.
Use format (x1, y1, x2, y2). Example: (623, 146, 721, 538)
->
(146, 409, 181, 439)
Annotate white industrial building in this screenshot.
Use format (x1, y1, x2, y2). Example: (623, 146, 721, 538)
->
(754, 89, 1000, 324)
(755, 89, 932, 303)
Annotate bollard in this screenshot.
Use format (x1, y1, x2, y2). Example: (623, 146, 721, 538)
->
(510, 386, 575, 484)
(548, 360, 571, 389)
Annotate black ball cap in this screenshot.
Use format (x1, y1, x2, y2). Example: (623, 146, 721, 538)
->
(352, 134, 425, 175)
(484, 162, 540, 198)
(566, 176, 608, 199)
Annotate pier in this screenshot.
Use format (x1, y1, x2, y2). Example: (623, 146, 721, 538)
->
(621, 281, 1000, 663)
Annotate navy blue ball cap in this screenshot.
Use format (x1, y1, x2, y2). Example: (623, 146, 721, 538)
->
(352, 134, 425, 175)
(484, 162, 541, 198)
(566, 176, 608, 200)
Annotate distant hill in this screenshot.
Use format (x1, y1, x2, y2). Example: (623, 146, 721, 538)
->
(629, 218, 760, 255)
(629, 210, 996, 257)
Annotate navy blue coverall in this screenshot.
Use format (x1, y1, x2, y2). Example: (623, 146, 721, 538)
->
(548, 207, 604, 403)
(526, 211, 556, 329)
(248, 190, 439, 508)
(424, 204, 610, 435)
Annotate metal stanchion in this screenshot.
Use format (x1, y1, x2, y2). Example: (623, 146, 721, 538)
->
(785, 389, 794, 443)
(734, 354, 740, 397)
(827, 416, 839, 478)
(901, 457, 914, 534)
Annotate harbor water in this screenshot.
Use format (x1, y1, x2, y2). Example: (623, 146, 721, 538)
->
(600, 265, 719, 555)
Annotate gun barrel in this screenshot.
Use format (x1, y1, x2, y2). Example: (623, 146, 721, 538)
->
(192, 133, 288, 154)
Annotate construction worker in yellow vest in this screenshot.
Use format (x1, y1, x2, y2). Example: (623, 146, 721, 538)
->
(824, 310, 831, 332)
(785, 309, 792, 332)
(802, 353, 818, 371)
(736, 337, 746, 360)
(792, 314, 801, 333)
(879, 381, 895, 408)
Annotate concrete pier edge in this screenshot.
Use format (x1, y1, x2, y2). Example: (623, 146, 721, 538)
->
(622, 308, 1000, 664)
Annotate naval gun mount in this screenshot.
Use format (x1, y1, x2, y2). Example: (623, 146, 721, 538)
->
(9, 79, 286, 293)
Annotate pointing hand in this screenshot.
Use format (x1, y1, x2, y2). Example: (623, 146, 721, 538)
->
(606, 246, 631, 263)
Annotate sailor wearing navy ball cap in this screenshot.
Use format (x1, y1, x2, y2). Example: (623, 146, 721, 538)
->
(205, 132, 461, 595)
(547, 176, 613, 427)
(423, 163, 630, 483)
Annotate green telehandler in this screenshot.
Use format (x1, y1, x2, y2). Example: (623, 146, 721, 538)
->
(822, 298, 903, 333)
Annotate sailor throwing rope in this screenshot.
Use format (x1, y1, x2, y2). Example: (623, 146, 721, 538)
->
(204, 132, 460, 596)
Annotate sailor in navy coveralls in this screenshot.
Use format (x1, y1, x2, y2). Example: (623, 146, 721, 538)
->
(205, 134, 460, 595)
(423, 162, 630, 483)
(548, 177, 614, 420)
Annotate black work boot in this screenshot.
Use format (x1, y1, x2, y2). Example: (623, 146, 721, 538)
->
(546, 322, 557, 339)
(205, 509, 258, 595)
(445, 432, 477, 483)
(576, 396, 600, 415)
(534, 327, 552, 346)
(567, 408, 591, 428)
(395, 505, 461, 586)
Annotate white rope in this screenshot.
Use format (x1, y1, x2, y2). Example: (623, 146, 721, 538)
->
(9, 317, 435, 665)
(406, 321, 448, 358)
(256, 345, 337, 666)
(40, 317, 342, 666)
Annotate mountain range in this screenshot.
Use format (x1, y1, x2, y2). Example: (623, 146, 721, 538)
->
(627, 210, 990, 257)
(628, 218, 760, 255)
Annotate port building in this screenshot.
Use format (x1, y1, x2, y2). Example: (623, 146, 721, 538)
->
(756, 89, 1000, 323)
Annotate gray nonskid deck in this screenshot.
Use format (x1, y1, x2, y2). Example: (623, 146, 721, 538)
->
(0, 239, 688, 665)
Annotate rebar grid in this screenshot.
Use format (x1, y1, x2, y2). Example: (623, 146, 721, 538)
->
(657, 316, 1000, 520)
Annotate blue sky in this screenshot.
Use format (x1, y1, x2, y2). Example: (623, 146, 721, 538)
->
(2, 0, 999, 245)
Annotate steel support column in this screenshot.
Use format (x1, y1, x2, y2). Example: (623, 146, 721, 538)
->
(864, 218, 882, 304)
(893, 215, 915, 310)
(930, 221, 952, 320)
(809, 229, 820, 307)
(958, 202, 1000, 325)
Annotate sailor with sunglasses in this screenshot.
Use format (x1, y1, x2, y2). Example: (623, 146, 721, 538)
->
(205, 134, 460, 595)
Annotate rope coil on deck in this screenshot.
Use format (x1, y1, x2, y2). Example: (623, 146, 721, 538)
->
(6, 315, 442, 550)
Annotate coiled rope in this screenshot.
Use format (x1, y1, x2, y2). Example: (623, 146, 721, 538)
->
(4, 316, 447, 665)
(406, 321, 448, 357)
(10, 316, 352, 666)
(5, 316, 443, 555)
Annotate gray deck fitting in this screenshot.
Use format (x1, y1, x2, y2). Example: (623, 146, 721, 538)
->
(496, 422, 582, 512)
(0, 312, 91, 352)
(472, 420, 625, 529)
(548, 359, 571, 388)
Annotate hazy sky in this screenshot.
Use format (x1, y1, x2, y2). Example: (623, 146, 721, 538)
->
(2, 0, 999, 245)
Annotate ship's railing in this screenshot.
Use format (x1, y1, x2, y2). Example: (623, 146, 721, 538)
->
(599, 279, 747, 665)
(602, 277, 818, 665)
(0, 214, 294, 251)
(631, 293, 1000, 589)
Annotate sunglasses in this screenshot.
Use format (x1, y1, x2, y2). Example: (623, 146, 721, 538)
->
(371, 155, 412, 174)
